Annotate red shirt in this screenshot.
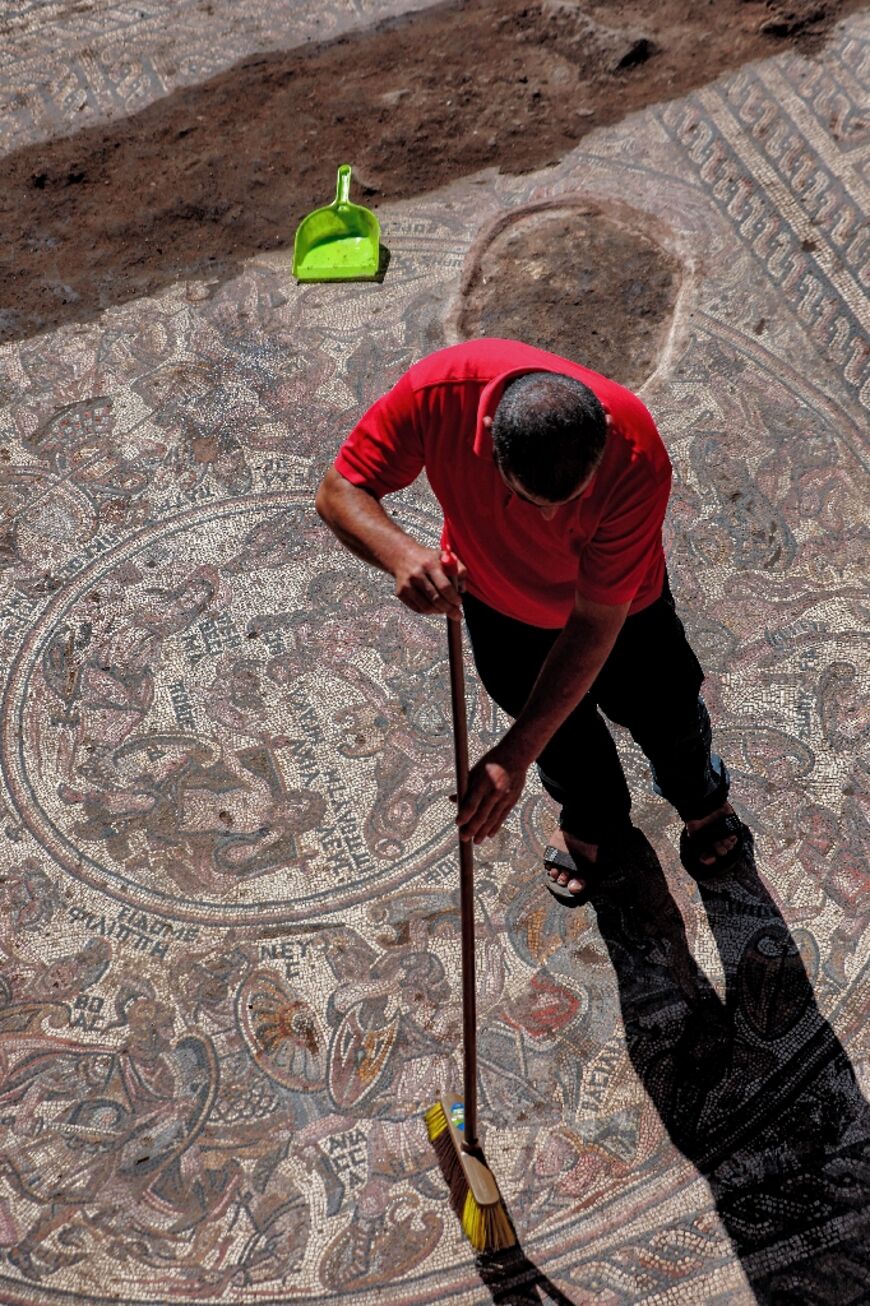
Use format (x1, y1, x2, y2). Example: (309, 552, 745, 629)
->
(334, 338, 672, 629)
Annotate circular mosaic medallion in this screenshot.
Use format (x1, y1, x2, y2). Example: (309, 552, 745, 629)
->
(2, 491, 460, 925)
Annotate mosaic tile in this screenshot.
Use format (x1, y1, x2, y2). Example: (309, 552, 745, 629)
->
(0, 7, 867, 1303)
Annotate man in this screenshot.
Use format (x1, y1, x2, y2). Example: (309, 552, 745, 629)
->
(315, 338, 748, 901)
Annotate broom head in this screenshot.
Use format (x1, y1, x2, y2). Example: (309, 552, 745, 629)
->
(424, 1092, 515, 1252)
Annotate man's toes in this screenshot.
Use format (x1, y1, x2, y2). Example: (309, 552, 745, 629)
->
(567, 878, 586, 895)
(697, 834, 738, 865)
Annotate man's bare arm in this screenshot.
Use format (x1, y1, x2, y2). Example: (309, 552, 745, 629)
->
(455, 594, 630, 841)
(502, 596, 629, 767)
(315, 467, 466, 618)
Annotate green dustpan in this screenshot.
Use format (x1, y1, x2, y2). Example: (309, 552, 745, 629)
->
(293, 164, 381, 281)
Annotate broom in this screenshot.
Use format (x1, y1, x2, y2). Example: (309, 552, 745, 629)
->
(424, 611, 515, 1253)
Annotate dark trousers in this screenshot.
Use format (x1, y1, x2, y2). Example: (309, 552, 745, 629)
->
(462, 577, 729, 845)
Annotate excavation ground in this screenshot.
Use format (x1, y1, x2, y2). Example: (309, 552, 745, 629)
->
(0, 0, 862, 343)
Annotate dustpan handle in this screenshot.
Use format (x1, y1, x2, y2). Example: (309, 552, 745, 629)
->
(446, 615, 479, 1150)
(335, 164, 352, 206)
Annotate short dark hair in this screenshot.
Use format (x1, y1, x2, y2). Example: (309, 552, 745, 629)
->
(491, 371, 607, 501)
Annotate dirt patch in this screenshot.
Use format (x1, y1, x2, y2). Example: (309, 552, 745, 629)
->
(457, 207, 682, 389)
(0, 0, 861, 344)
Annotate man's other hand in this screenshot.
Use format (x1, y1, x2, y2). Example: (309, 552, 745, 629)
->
(455, 743, 528, 843)
(393, 545, 467, 619)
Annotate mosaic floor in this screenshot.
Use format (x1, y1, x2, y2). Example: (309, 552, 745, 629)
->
(0, 4, 868, 1303)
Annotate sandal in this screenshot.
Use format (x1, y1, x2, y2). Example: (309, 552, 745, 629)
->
(679, 812, 751, 881)
(543, 842, 599, 906)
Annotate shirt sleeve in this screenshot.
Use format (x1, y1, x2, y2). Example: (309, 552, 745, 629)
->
(333, 370, 424, 498)
(575, 457, 672, 606)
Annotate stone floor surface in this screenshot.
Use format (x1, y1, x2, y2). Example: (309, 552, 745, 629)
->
(0, 2, 868, 1303)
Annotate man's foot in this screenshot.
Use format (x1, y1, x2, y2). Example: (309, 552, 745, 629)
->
(685, 804, 738, 864)
(680, 803, 749, 879)
(544, 828, 598, 897)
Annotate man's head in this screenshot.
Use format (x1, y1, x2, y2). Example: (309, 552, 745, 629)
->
(490, 372, 608, 514)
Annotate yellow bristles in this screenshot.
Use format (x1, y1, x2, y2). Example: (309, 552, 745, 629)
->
(424, 1095, 516, 1253)
(461, 1188, 515, 1252)
(424, 1101, 448, 1141)
(462, 1188, 485, 1251)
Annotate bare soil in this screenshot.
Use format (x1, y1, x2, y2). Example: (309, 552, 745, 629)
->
(458, 209, 683, 389)
(0, 0, 861, 344)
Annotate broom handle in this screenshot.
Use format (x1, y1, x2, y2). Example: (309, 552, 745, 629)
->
(446, 614, 479, 1150)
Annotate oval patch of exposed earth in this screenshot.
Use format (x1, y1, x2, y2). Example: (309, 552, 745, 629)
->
(457, 206, 682, 390)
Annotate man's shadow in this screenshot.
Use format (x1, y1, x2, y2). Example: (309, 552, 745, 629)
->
(475, 1246, 576, 1305)
(562, 829, 870, 1303)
